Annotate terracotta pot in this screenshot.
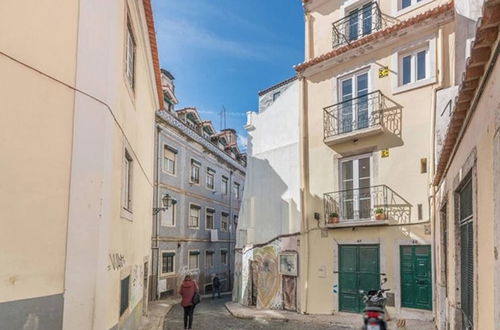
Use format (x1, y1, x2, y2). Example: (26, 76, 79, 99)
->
(375, 213, 385, 220)
(328, 217, 339, 224)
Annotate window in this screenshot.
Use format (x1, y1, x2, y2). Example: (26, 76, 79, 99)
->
(122, 150, 133, 211)
(338, 70, 369, 133)
(189, 205, 200, 228)
(222, 176, 228, 195)
(400, 0, 424, 10)
(221, 250, 228, 265)
(161, 203, 175, 227)
(206, 168, 215, 190)
(347, 2, 376, 42)
(234, 182, 240, 200)
(188, 251, 199, 269)
(205, 251, 214, 268)
(340, 155, 371, 220)
(206, 209, 215, 229)
(221, 213, 229, 232)
(234, 215, 238, 226)
(399, 47, 428, 86)
(163, 146, 176, 175)
(272, 91, 281, 101)
(125, 17, 136, 89)
(190, 159, 200, 184)
(161, 251, 175, 275)
(120, 276, 130, 316)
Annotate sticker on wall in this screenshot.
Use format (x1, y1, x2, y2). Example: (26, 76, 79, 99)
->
(332, 284, 338, 294)
(381, 149, 389, 158)
(378, 66, 389, 78)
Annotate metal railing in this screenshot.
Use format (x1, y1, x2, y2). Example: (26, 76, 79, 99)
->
(324, 90, 395, 139)
(332, 1, 383, 48)
(324, 184, 412, 225)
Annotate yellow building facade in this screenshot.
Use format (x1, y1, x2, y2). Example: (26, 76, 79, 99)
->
(297, 0, 456, 321)
(0, 1, 163, 329)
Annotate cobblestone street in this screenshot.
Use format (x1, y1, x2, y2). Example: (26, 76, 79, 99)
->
(164, 297, 352, 330)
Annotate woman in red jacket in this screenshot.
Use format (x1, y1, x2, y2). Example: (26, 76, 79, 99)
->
(178, 274, 199, 329)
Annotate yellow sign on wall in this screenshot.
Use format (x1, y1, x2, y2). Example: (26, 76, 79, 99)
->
(381, 149, 389, 158)
(378, 67, 389, 78)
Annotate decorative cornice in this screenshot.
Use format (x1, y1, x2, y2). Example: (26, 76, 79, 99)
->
(156, 110, 246, 173)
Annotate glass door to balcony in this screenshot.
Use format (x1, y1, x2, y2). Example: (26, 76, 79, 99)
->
(340, 155, 371, 221)
(348, 2, 375, 42)
(339, 72, 369, 134)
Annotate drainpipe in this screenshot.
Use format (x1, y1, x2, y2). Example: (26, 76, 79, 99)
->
(153, 123, 162, 300)
(228, 169, 234, 291)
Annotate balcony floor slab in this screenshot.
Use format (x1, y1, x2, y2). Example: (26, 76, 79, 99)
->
(326, 219, 389, 229)
(324, 124, 384, 146)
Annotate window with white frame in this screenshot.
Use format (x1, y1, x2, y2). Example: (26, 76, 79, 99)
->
(161, 203, 175, 227)
(163, 146, 176, 175)
(399, 46, 429, 86)
(188, 251, 199, 269)
(161, 251, 175, 275)
(221, 176, 228, 195)
(346, 2, 378, 42)
(206, 208, 215, 229)
(399, 0, 424, 11)
(205, 251, 214, 268)
(125, 17, 136, 89)
(234, 182, 240, 200)
(189, 205, 200, 228)
(206, 168, 215, 190)
(122, 150, 133, 211)
(340, 154, 372, 221)
(190, 159, 200, 184)
(273, 91, 281, 101)
(221, 213, 229, 232)
(221, 250, 228, 265)
(337, 70, 370, 134)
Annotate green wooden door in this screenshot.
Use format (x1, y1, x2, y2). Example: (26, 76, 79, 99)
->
(400, 245, 432, 310)
(339, 245, 380, 313)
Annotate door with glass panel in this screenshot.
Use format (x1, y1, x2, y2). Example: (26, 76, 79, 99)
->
(339, 71, 369, 134)
(348, 3, 375, 42)
(340, 156, 371, 221)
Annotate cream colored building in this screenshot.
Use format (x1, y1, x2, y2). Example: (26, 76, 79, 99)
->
(432, 0, 500, 329)
(296, 0, 456, 321)
(0, 1, 163, 329)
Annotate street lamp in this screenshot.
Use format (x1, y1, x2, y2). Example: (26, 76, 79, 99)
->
(153, 193, 176, 215)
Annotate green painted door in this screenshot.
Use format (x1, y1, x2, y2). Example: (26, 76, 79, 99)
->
(400, 245, 432, 310)
(339, 245, 380, 313)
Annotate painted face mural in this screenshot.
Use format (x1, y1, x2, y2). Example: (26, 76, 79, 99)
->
(253, 246, 280, 308)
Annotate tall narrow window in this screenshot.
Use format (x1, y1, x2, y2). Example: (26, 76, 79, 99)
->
(163, 146, 176, 175)
(205, 251, 214, 268)
(221, 213, 229, 232)
(122, 150, 133, 211)
(189, 251, 199, 269)
(338, 70, 369, 134)
(399, 46, 428, 86)
(234, 182, 240, 200)
(221, 250, 228, 265)
(340, 155, 371, 221)
(125, 18, 136, 89)
(161, 252, 175, 275)
(206, 209, 215, 230)
(120, 276, 130, 316)
(222, 176, 228, 195)
(190, 159, 200, 184)
(189, 205, 200, 228)
(206, 168, 215, 190)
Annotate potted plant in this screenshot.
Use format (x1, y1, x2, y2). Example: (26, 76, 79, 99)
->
(328, 212, 339, 224)
(374, 208, 385, 220)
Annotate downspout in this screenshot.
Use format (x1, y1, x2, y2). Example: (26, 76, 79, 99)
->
(228, 169, 234, 291)
(153, 123, 162, 300)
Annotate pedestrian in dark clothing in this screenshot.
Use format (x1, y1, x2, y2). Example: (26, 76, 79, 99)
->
(212, 274, 221, 299)
(179, 274, 199, 329)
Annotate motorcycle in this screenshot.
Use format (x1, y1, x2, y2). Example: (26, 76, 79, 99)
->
(359, 278, 390, 330)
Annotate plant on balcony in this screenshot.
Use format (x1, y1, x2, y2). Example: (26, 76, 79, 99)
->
(328, 212, 339, 224)
(374, 207, 385, 220)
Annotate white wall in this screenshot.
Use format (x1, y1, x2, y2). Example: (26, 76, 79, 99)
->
(238, 80, 300, 246)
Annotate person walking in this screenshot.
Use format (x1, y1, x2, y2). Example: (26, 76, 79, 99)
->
(179, 274, 198, 330)
(212, 274, 221, 299)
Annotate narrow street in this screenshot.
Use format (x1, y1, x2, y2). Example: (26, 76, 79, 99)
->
(164, 297, 352, 330)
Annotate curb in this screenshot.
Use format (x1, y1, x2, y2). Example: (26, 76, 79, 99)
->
(224, 302, 289, 321)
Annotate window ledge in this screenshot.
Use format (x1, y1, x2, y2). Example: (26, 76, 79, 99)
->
(393, 76, 436, 95)
(394, 0, 434, 18)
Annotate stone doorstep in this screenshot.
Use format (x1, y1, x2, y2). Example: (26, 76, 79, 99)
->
(138, 300, 175, 330)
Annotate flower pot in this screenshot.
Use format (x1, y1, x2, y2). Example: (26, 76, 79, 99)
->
(375, 213, 385, 220)
(328, 217, 339, 224)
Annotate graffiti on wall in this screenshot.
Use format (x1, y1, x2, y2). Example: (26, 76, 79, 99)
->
(253, 245, 281, 309)
(107, 253, 125, 271)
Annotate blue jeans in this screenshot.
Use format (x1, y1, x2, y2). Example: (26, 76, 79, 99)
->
(212, 286, 221, 299)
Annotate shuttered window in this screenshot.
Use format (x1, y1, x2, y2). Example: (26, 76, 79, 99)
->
(163, 146, 176, 174)
(189, 205, 200, 228)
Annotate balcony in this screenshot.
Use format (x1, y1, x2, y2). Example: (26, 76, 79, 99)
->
(324, 185, 411, 228)
(323, 90, 401, 147)
(332, 1, 384, 49)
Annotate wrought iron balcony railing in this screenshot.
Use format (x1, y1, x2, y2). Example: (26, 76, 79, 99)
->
(332, 1, 384, 48)
(324, 90, 399, 140)
(324, 184, 411, 225)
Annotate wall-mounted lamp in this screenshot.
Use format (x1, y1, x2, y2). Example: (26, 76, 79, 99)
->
(153, 194, 177, 215)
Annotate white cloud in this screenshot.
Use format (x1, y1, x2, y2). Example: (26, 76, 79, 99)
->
(237, 134, 248, 151)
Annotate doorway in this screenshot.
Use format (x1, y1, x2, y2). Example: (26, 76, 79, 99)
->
(400, 245, 432, 310)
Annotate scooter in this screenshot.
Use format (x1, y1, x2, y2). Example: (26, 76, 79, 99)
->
(360, 278, 390, 330)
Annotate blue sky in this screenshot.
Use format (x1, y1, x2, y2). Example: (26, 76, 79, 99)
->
(152, 0, 304, 150)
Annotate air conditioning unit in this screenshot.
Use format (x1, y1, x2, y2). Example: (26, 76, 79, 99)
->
(210, 229, 218, 242)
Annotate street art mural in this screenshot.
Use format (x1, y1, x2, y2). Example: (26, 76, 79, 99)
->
(235, 235, 299, 310)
